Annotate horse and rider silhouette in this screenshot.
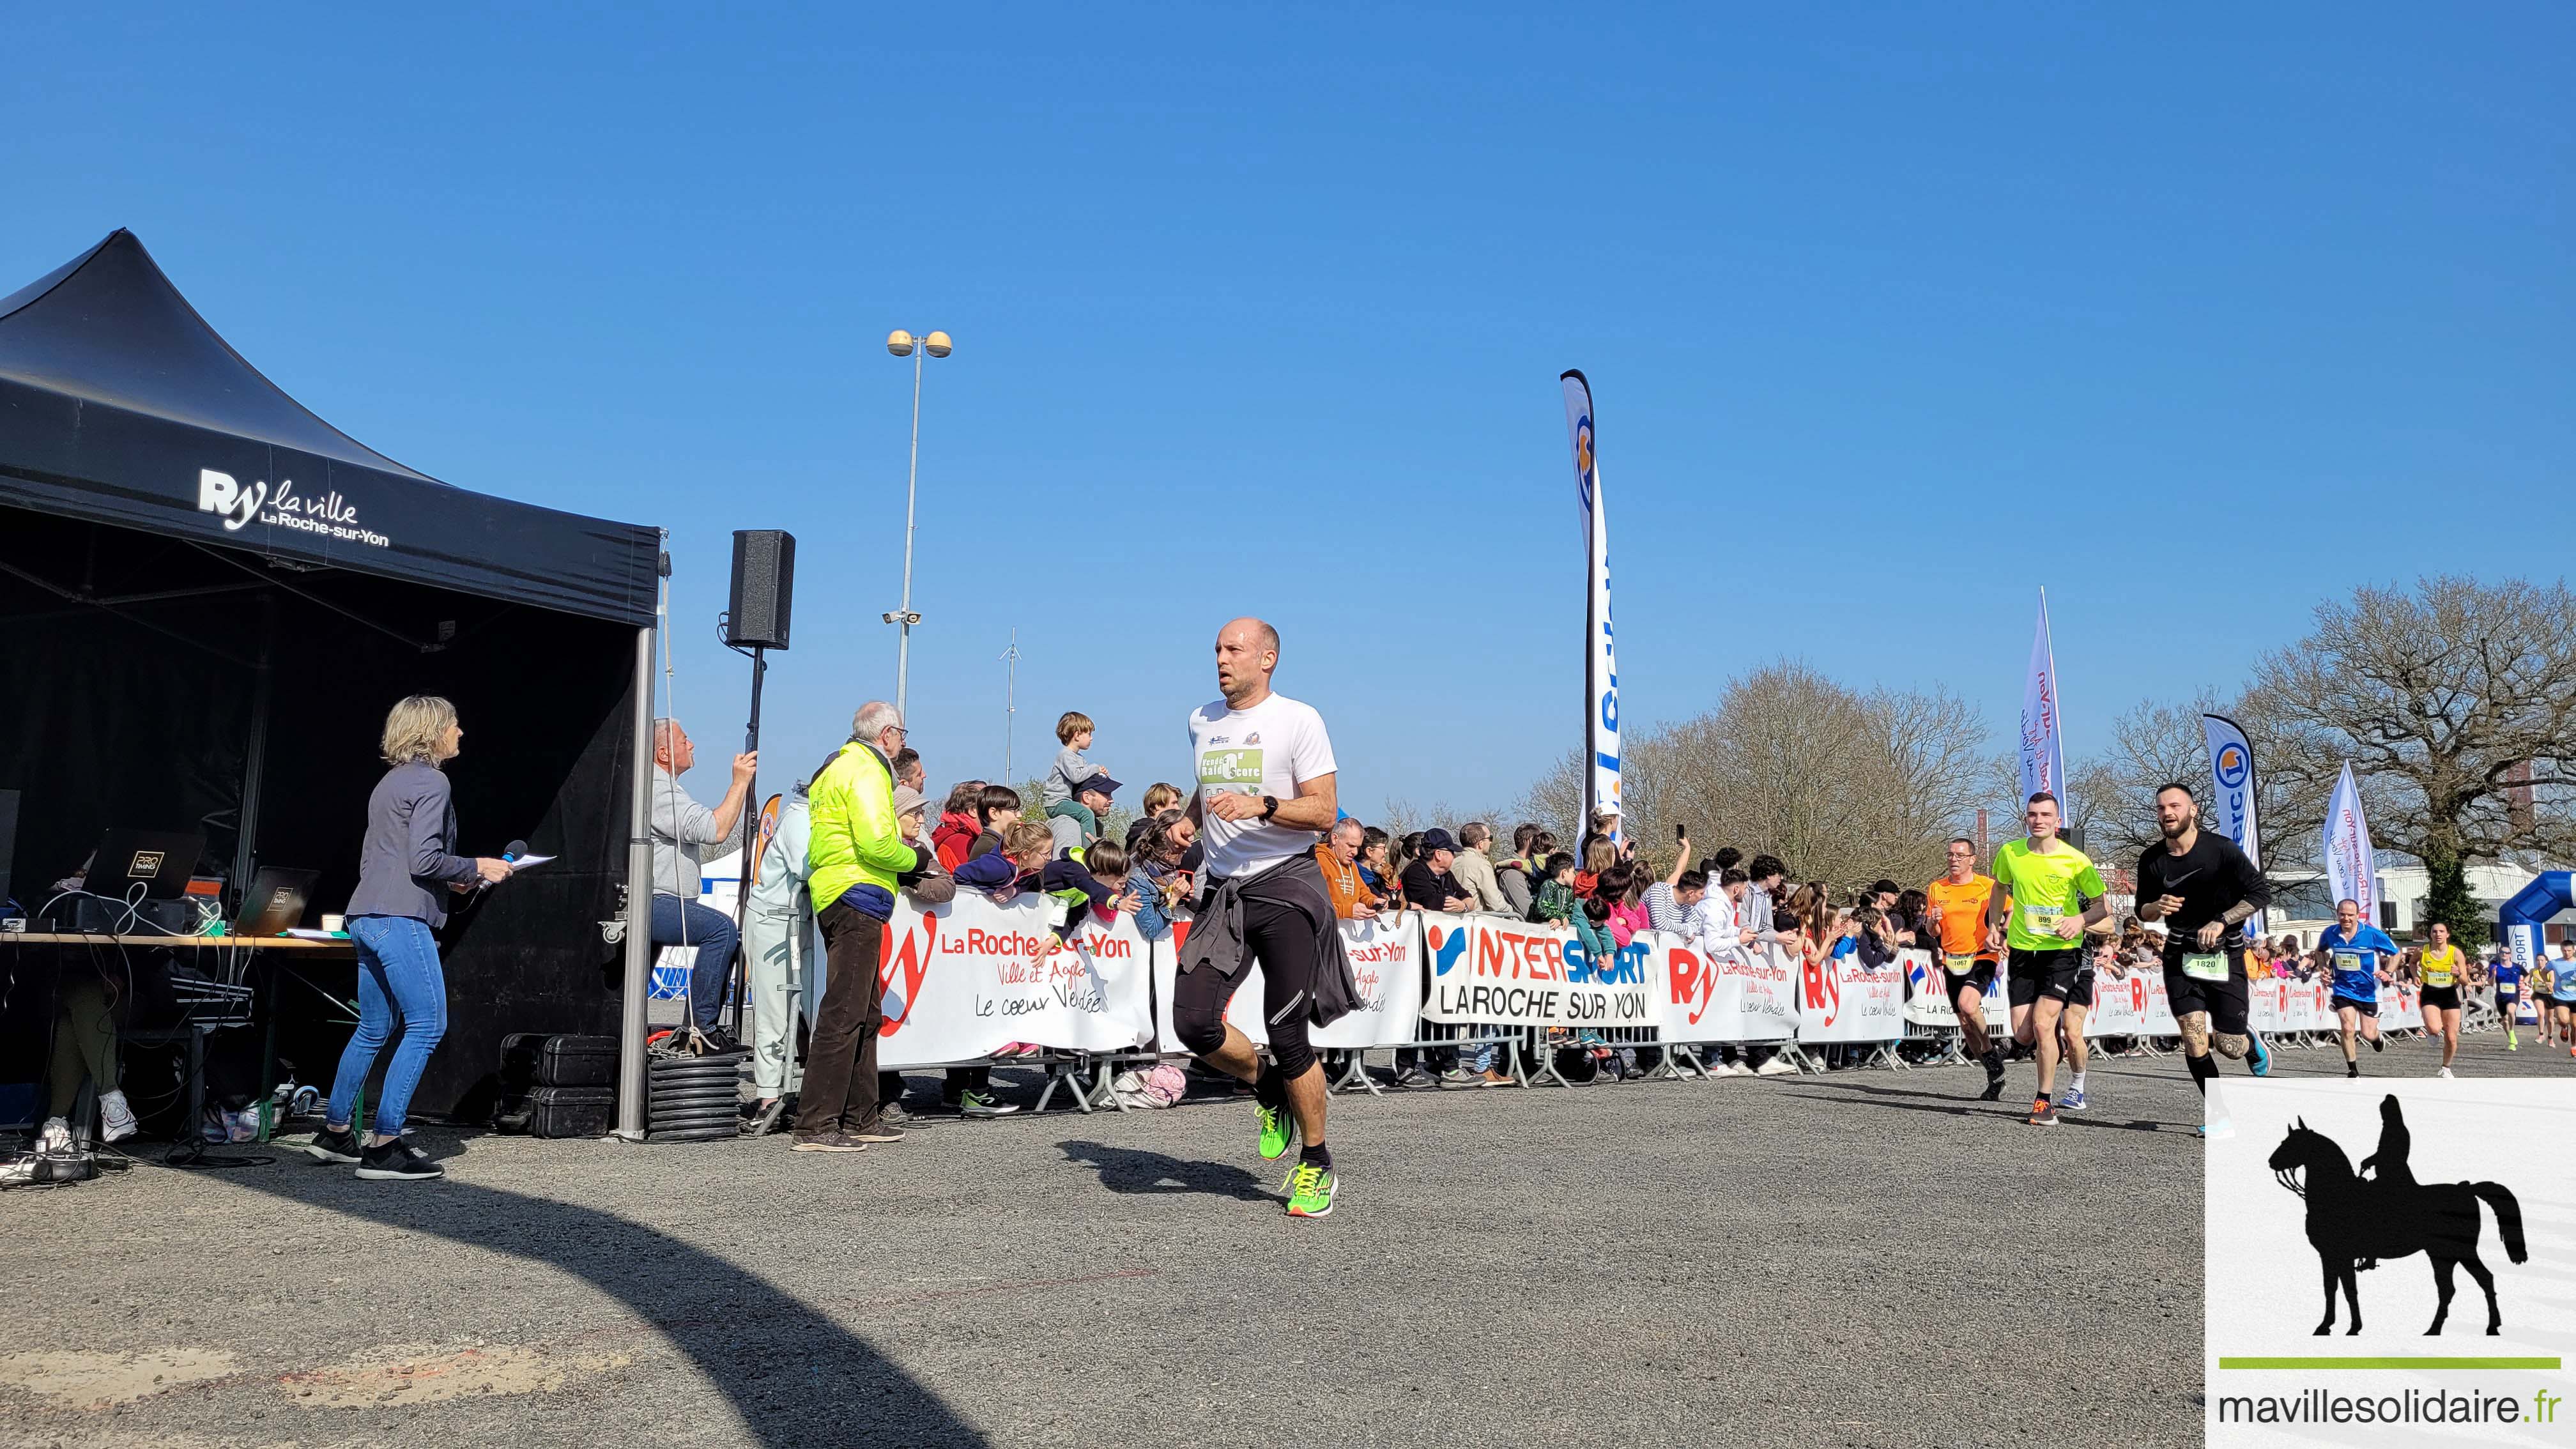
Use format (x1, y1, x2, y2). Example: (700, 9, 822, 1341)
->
(2267, 1096, 2527, 1337)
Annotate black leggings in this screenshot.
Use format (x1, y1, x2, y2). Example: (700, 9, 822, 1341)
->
(1172, 894, 1322, 1079)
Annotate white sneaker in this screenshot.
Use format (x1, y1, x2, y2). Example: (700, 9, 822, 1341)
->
(35, 1116, 72, 1156)
(1756, 1058, 1797, 1077)
(98, 1090, 137, 1143)
(2437, 1067, 2455, 1079)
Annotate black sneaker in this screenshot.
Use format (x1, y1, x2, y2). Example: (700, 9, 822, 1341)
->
(305, 1126, 363, 1164)
(354, 1138, 443, 1181)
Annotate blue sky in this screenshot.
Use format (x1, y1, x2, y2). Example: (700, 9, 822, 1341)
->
(10, 4, 2568, 819)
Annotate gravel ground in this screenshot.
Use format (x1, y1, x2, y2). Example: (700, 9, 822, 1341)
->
(3, 1030, 2564, 1449)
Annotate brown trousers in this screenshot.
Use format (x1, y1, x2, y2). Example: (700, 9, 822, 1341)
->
(801, 898, 888, 1137)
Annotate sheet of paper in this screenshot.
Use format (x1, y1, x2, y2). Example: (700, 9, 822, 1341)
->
(508, 854, 556, 870)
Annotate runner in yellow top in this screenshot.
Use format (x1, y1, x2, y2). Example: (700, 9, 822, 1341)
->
(2416, 921, 2465, 1078)
(1986, 793, 2110, 1125)
(1925, 838, 2007, 1101)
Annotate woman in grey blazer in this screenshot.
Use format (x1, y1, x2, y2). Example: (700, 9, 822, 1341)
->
(305, 696, 508, 1181)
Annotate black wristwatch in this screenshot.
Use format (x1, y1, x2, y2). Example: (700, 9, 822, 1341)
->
(1259, 794, 1280, 822)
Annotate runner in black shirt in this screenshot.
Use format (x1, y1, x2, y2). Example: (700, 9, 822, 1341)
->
(2134, 783, 2273, 1137)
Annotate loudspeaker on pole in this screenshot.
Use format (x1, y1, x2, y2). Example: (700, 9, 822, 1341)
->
(726, 530, 795, 650)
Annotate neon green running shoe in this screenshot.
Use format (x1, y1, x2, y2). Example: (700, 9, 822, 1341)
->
(1255, 1100, 1293, 1160)
(1284, 1160, 1337, 1218)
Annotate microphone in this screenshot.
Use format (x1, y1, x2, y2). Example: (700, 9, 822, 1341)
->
(475, 840, 532, 900)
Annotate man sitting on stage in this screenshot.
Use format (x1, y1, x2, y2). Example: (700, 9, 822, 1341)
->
(648, 718, 756, 1052)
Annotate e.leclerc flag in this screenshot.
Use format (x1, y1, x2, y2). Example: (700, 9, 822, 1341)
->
(2324, 762, 2378, 923)
(2200, 712, 2265, 939)
(2018, 588, 2067, 818)
(1560, 371, 1620, 842)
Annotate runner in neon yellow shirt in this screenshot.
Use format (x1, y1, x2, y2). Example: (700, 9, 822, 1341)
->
(1987, 792, 2110, 1126)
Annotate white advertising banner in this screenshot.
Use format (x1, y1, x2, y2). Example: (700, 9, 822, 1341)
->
(875, 892, 1156, 1069)
(1797, 945, 1905, 1043)
(1420, 912, 1662, 1031)
(1656, 934, 1797, 1042)
(1153, 913, 1426, 1051)
(2200, 712, 2266, 940)
(2322, 762, 2378, 924)
(1561, 370, 1623, 838)
(2020, 588, 2067, 814)
(2084, 965, 2182, 1038)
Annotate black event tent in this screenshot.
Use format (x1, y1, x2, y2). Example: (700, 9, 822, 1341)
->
(1, 230, 663, 1123)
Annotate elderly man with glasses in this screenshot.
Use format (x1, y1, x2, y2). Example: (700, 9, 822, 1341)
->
(792, 701, 924, 1154)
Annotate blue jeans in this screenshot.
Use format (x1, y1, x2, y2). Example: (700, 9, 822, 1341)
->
(326, 916, 449, 1138)
(652, 894, 739, 1029)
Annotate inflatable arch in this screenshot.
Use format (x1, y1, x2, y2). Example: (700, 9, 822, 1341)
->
(2499, 871, 2575, 979)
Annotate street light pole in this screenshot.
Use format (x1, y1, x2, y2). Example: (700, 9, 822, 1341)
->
(882, 328, 951, 716)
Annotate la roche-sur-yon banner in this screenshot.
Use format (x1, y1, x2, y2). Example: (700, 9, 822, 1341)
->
(1659, 934, 1797, 1042)
(1154, 913, 1424, 1051)
(875, 892, 1154, 1068)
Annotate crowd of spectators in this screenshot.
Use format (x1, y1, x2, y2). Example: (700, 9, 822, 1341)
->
(650, 702, 2531, 1135)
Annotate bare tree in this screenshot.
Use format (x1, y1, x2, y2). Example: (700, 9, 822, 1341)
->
(1510, 749, 1586, 851)
(2246, 575, 2576, 935)
(1524, 661, 1989, 891)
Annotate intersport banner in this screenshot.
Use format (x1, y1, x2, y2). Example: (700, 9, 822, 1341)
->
(1420, 911, 1662, 1031)
(875, 892, 1155, 1068)
(1797, 945, 1905, 1043)
(1656, 934, 1796, 1042)
(1153, 913, 1425, 1051)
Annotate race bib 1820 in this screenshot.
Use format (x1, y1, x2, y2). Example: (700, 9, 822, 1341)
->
(2181, 953, 2228, 982)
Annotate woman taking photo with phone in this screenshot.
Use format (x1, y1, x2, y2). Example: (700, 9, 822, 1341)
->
(305, 695, 511, 1181)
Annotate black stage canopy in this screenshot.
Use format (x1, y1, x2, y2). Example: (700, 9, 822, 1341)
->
(1, 231, 662, 1122)
(0, 230, 657, 626)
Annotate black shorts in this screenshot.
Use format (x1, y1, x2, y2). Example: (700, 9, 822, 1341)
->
(1172, 878, 1327, 1078)
(1942, 958, 1997, 1007)
(2162, 949, 2250, 1037)
(2331, 993, 2378, 1019)
(2420, 984, 2460, 1011)
(2007, 950, 2094, 1009)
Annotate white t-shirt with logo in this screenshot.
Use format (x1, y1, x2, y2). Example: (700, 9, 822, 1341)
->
(1188, 690, 1337, 879)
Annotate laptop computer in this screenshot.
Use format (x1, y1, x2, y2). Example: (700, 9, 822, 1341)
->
(231, 866, 321, 937)
(89, 828, 205, 900)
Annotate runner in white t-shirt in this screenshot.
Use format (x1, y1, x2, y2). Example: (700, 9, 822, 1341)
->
(1174, 617, 1347, 1219)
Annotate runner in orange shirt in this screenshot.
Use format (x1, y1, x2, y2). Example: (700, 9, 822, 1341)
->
(1926, 837, 2009, 1101)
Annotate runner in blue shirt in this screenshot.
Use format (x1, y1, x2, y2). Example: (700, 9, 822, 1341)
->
(2492, 948, 2526, 1051)
(2317, 898, 2398, 1079)
(2552, 942, 2576, 1057)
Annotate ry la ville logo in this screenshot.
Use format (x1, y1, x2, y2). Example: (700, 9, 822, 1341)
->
(197, 468, 390, 548)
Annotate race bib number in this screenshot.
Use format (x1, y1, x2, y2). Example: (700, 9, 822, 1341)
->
(2021, 906, 2062, 933)
(1943, 953, 1977, 974)
(2181, 953, 2228, 982)
(1197, 747, 1264, 791)
(2331, 951, 2362, 976)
